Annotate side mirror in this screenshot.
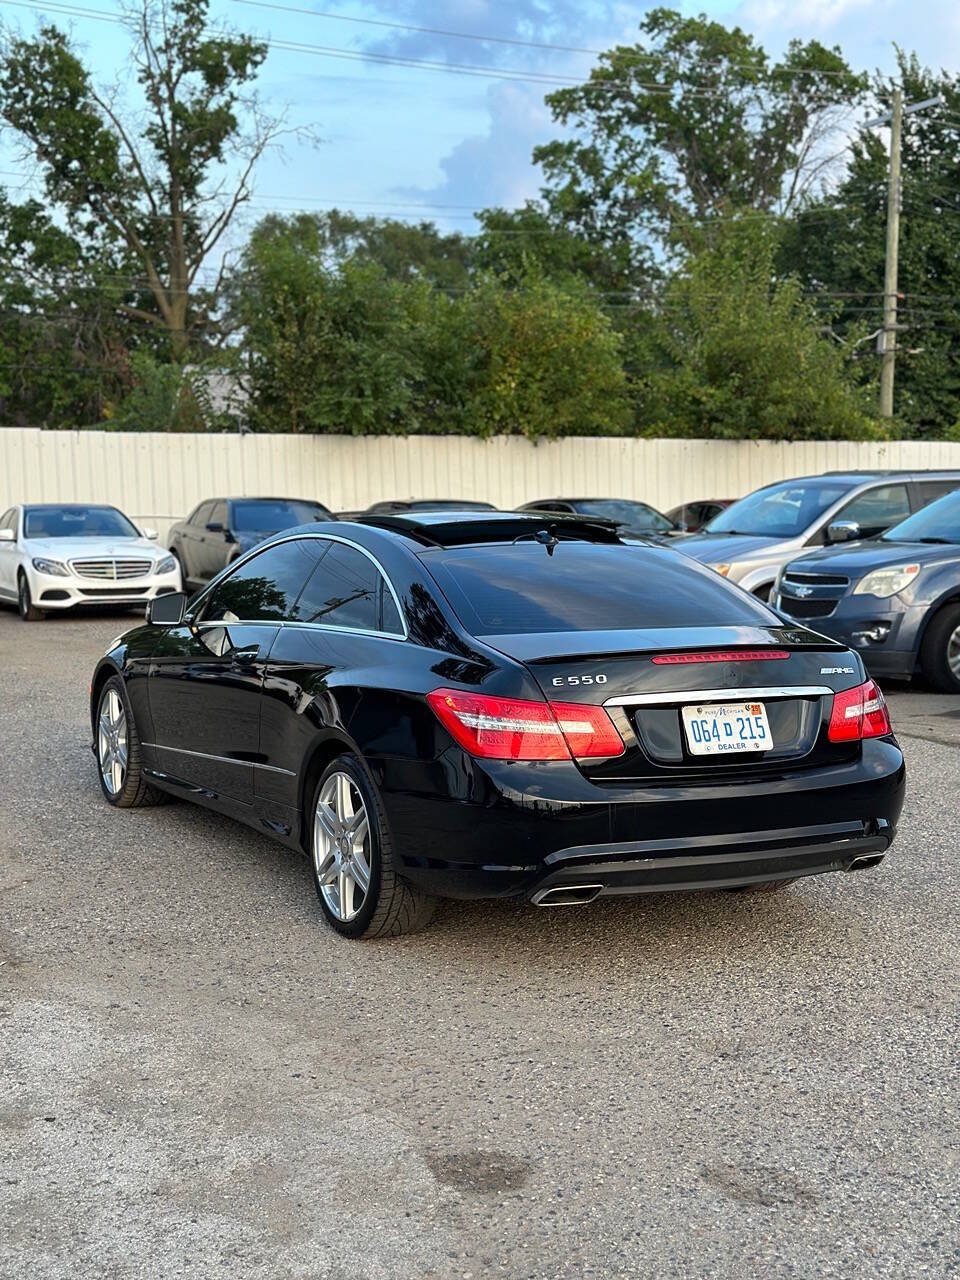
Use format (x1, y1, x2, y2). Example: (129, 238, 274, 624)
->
(826, 520, 861, 544)
(206, 521, 225, 533)
(0, 528, 14, 542)
(147, 591, 187, 625)
(143, 527, 159, 540)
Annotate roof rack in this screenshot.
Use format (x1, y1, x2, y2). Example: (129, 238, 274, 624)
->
(358, 511, 623, 548)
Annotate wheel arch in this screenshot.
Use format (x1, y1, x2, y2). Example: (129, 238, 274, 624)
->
(915, 590, 960, 653)
(297, 731, 364, 850)
(89, 660, 123, 737)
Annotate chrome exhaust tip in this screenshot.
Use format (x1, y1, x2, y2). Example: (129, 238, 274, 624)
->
(846, 853, 886, 872)
(531, 884, 603, 907)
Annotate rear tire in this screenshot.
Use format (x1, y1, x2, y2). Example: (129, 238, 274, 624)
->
(17, 572, 43, 621)
(309, 753, 438, 939)
(95, 675, 170, 808)
(919, 603, 960, 693)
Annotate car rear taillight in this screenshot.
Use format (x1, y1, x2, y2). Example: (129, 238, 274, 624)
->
(426, 689, 624, 761)
(828, 679, 892, 742)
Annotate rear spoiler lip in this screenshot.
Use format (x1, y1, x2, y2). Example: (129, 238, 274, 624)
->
(479, 626, 849, 665)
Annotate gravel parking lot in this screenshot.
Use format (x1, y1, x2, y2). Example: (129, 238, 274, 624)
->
(1, 608, 958, 1280)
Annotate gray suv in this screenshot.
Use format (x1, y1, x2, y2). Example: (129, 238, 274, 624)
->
(678, 471, 960, 599)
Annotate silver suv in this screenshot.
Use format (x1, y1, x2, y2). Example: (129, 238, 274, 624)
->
(678, 471, 960, 599)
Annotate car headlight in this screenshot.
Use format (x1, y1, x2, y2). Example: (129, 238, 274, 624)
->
(32, 557, 69, 576)
(156, 555, 177, 574)
(712, 563, 731, 577)
(852, 563, 920, 598)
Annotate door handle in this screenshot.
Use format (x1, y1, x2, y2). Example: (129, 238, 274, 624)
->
(230, 644, 263, 664)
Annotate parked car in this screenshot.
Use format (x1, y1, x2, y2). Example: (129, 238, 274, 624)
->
(679, 471, 960, 599)
(364, 499, 496, 515)
(0, 502, 181, 621)
(775, 487, 960, 692)
(90, 510, 903, 939)
(666, 499, 733, 533)
(168, 497, 333, 589)
(519, 497, 681, 537)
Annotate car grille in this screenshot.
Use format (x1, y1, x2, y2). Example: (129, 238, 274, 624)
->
(778, 596, 839, 619)
(778, 569, 850, 620)
(782, 571, 850, 587)
(70, 558, 153, 580)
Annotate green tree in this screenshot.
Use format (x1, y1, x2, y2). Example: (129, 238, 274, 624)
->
(632, 219, 880, 440)
(534, 8, 864, 261)
(473, 202, 636, 292)
(779, 52, 960, 435)
(0, 0, 278, 359)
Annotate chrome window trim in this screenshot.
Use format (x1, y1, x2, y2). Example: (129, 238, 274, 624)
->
(605, 685, 834, 707)
(187, 532, 408, 641)
(142, 742, 296, 777)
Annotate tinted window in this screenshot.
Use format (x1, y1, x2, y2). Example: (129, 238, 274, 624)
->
(915, 479, 960, 505)
(192, 502, 214, 528)
(882, 489, 960, 544)
(297, 541, 402, 634)
(23, 506, 139, 539)
(836, 484, 910, 530)
(707, 481, 851, 537)
(201, 539, 324, 622)
(208, 501, 228, 528)
(574, 499, 674, 533)
(231, 499, 331, 533)
(426, 544, 774, 635)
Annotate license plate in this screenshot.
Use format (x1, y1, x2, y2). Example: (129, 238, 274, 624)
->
(681, 702, 772, 756)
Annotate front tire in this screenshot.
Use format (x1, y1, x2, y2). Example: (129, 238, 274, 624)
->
(920, 603, 960, 693)
(17, 572, 43, 621)
(309, 753, 437, 939)
(95, 676, 169, 808)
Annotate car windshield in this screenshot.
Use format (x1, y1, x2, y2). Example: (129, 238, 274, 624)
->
(882, 489, 960, 543)
(232, 500, 330, 532)
(23, 506, 139, 539)
(426, 543, 773, 635)
(573, 500, 674, 532)
(705, 481, 852, 538)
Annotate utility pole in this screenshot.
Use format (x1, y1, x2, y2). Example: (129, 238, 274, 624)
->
(865, 92, 941, 418)
(880, 89, 903, 419)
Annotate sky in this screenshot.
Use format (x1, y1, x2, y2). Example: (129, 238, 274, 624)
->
(2, 0, 960, 252)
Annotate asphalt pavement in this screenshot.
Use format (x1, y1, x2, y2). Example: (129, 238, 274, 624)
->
(1, 609, 958, 1280)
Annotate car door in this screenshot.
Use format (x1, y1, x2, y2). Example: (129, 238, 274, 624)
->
(256, 537, 407, 830)
(144, 538, 327, 804)
(830, 482, 912, 540)
(177, 502, 212, 585)
(0, 508, 18, 597)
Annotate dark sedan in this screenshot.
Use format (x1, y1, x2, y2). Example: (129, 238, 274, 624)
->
(168, 497, 333, 590)
(519, 498, 680, 537)
(90, 512, 904, 938)
(775, 488, 960, 691)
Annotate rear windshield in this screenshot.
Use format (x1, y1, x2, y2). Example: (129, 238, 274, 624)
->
(232, 500, 330, 532)
(425, 543, 774, 635)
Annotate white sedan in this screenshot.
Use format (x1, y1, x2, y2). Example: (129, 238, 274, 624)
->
(0, 503, 182, 621)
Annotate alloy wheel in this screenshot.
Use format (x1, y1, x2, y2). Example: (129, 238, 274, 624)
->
(98, 688, 129, 796)
(948, 625, 960, 680)
(313, 771, 371, 922)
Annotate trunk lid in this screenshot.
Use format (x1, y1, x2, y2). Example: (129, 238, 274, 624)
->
(482, 626, 861, 783)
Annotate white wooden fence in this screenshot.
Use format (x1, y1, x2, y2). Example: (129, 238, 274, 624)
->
(4, 428, 960, 542)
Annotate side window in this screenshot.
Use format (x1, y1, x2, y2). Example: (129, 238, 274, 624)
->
(208, 501, 228, 529)
(201, 539, 324, 623)
(0, 508, 13, 532)
(191, 501, 214, 528)
(297, 541, 403, 635)
(915, 480, 960, 508)
(836, 484, 911, 532)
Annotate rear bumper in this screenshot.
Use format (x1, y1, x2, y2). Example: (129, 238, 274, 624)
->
(384, 738, 906, 900)
(528, 819, 892, 902)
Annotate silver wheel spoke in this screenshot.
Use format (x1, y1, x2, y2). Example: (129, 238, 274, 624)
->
(98, 689, 128, 797)
(316, 770, 370, 923)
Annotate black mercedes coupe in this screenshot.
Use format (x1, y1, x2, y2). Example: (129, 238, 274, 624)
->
(90, 512, 905, 938)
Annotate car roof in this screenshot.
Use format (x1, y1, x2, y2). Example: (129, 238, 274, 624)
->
(23, 502, 121, 510)
(355, 510, 623, 548)
(523, 497, 653, 505)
